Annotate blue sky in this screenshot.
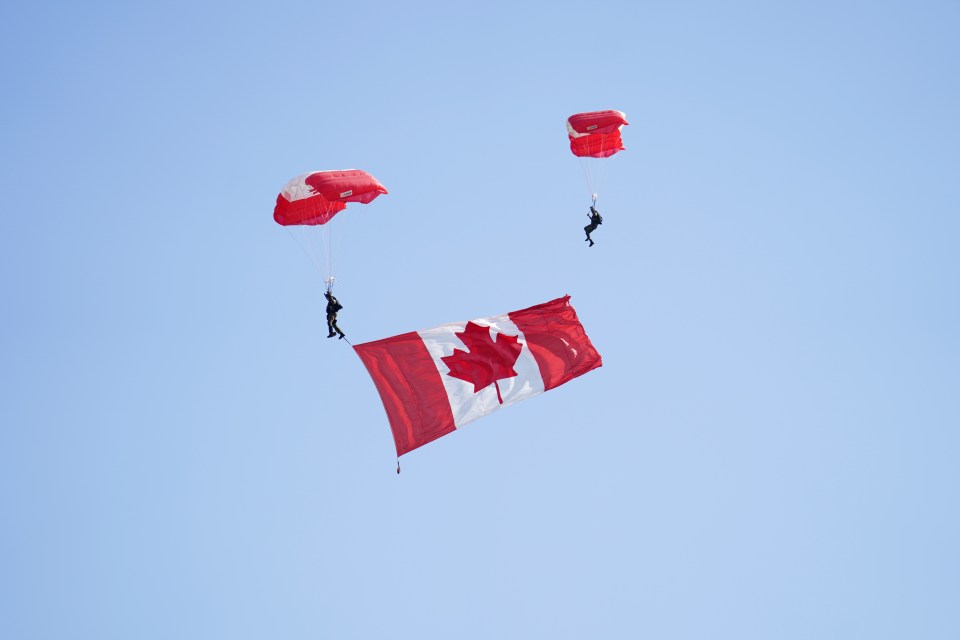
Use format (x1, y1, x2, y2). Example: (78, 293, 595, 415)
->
(2, 1, 959, 638)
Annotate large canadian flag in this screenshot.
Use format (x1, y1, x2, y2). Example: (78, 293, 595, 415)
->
(354, 295, 602, 456)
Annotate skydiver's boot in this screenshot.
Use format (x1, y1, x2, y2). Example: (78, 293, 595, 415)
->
(327, 332, 335, 338)
(338, 332, 346, 340)
(589, 239, 595, 247)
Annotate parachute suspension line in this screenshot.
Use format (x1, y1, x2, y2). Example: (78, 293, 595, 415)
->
(594, 131, 611, 203)
(576, 133, 612, 205)
(397, 458, 401, 474)
(578, 151, 596, 202)
(285, 226, 325, 277)
(323, 215, 349, 291)
(282, 194, 344, 284)
(334, 216, 346, 282)
(321, 223, 333, 286)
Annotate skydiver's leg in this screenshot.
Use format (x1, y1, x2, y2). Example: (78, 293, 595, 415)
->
(327, 315, 336, 337)
(332, 316, 345, 338)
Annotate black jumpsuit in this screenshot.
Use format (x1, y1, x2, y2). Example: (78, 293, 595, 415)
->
(584, 206, 603, 246)
(324, 292, 345, 338)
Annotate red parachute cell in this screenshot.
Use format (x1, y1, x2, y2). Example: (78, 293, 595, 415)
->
(566, 110, 629, 159)
(274, 169, 388, 226)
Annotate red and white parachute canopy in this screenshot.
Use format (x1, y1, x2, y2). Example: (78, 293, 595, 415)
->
(274, 169, 388, 288)
(566, 110, 628, 203)
(274, 169, 388, 227)
(566, 110, 628, 158)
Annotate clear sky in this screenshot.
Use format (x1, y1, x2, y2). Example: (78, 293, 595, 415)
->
(2, 1, 959, 638)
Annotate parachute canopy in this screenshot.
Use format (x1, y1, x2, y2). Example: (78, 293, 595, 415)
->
(566, 110, 628, 158)
(274, 169, 388, 226)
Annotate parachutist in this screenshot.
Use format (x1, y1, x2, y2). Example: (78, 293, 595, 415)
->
(584, 206, 602, 247)
(324, 291, 346, 339)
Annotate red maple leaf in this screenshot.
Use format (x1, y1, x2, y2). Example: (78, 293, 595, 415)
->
(441, 321, 523, 404)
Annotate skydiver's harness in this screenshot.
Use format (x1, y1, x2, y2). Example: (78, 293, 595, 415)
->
(325, 286, 343, 314)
